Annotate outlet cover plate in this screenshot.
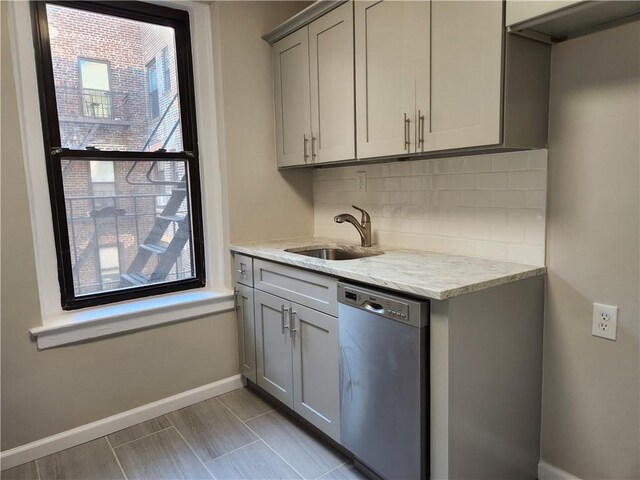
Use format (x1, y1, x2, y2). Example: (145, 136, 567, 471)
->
(592, 302, 618, 341)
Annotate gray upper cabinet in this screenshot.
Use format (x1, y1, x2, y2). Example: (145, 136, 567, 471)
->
(355, 0, 423, 159)
(273, 2, 355, 168)
(273, 28, 312, 168)
(291, 303, 340, 441)
(423, 1, 503, 152)
(254, 289, 294, 407)
(265, 0, 550, 167)
(309, 2, 355, 164)
(236, 282, 256, 382)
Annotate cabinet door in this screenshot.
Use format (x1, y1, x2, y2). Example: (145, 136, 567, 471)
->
(273, 28, 312, 168)
(236, 283, 256, 382)
(309, 2, 355, 164)
(355, 1, 416, 159)
(254, 290, 293, 407)
(423, 1, 503, 151)
(291, 303, 340, 441)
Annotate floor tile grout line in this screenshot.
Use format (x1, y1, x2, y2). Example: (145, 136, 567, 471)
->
(241, 407, 278, 423)
(313, 459, 351, 480)
(105, 435, 129, 480)
(169, 423, 215, 478)
(110, 426, 175, 450)
(216, 398, 307, 480)
(201, 439, 261, 467)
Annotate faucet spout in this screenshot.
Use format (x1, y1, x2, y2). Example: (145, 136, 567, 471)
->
(333, 206, 372, 247)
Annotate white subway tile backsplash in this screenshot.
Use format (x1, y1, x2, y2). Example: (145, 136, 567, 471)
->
(492, 190, 526, 208)
(492, 152, 529, 171)
(526, 190, 547, 209)
(509, 170, 547, 190)
(432, 175, 449, 190)
(383, 177, 401, 191)
(389, 162, 412, 177)
(461, 190, 493, 207)
(401, 176, 423, 191)
(448, 174, 477, 190)
(528, 150, 548, 170)
(477, 172, 509, 190)
(314, 150, 547, 265)
(462, 155, 493, 173)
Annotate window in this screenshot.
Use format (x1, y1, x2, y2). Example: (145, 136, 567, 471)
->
(147, 58, 160, 119)
(98, 245, 121, 291)
(162, 47, 172, 94)
(32, 1, 205, 309)
(79, 59, 112, 119)
(89, 160, 116, 210)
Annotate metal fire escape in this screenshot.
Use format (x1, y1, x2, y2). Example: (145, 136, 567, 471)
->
(119, 94, 190, 288)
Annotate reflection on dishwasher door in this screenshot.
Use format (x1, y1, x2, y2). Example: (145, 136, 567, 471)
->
(338, 282, 428, 480)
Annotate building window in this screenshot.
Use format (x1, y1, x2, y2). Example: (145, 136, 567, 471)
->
(79, 58, 112, 119)
(98, 245, 121, 290)
(32, 1, 205, 309)
(147, 58, 160, 119)
(162, 47, 172, 94)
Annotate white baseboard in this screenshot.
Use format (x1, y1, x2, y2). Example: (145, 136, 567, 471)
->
(538, 460, 582, 480)
(0, 374, 243, 471)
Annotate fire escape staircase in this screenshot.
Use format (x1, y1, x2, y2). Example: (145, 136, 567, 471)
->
(120, 176, 191, 287)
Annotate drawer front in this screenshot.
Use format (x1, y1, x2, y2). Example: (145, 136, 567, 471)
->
(254, 259, 338, 316)
(234, 254, 254, 287)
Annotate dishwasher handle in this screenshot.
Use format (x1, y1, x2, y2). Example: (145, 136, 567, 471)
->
(363, 301, 385, 315)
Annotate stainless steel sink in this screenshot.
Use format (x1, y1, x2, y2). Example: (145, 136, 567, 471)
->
(285, 246, 384, 261)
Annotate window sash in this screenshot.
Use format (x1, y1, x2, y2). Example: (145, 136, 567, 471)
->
(32, 0, 206, 310)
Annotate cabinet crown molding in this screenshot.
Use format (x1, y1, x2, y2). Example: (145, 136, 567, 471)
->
(262, 0, 347, 45)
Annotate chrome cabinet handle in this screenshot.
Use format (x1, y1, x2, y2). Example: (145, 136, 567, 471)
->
(290, 310, 297, 339)
(404, 113, 411, 150)
(418, 110, 425, 152)
(311, 134, 317, 162)
(281, 304, 290, 334)
(234, 287, 240, 310)
(303, 134, 309, 163)
(236, 262, 246, 277)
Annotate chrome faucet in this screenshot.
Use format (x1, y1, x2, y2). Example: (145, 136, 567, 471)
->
(334, 205, 372, 247)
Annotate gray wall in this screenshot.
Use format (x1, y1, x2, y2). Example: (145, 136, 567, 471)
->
(0, 1, 311, 450)
(541, 21, 640, 479)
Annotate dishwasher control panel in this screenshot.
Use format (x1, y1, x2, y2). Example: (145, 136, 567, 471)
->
(338, 283, 428, 328)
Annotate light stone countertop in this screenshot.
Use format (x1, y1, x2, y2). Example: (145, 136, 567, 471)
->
(230, 238, 546, 300)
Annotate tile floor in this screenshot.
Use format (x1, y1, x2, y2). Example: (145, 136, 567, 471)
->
(1, 387, 366, 480)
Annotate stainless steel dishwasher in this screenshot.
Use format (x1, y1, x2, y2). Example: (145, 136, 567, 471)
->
(338, 282, 428, 480)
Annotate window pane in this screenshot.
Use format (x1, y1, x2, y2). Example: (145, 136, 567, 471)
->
(46, 4, 183, 152)
(61, 159, 194, 296)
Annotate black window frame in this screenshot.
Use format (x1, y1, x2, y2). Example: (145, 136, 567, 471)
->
(31, 0, 206, 310)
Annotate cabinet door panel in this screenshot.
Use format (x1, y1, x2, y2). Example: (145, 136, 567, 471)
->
(355, 1, 415, 159)
(424, 1, 503, 151)
(309, 2, 355, 164)
(273, 28, 312, 167)
(291, 303, 340, 441)
(236, 283, 256, 382)
(255, 290, 293, 407)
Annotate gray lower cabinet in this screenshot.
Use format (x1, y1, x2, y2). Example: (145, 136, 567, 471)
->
(291, 303, 340, 441)
(254, 289, 340, 442)
(236, 282, 256, 382)
(254, 289, 294, 408)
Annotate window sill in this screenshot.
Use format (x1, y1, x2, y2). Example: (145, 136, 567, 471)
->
(30, 288, 235, 350)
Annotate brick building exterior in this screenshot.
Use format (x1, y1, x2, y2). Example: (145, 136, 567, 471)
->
(47, 4, 192, 296)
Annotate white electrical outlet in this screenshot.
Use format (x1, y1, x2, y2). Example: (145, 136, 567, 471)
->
(592, 303, 618, 341)
(357, 171, 367, 192)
